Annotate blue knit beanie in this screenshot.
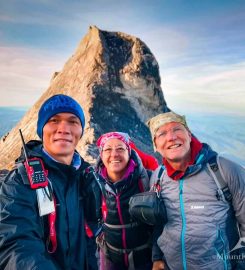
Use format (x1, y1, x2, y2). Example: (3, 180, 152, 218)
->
(37, 94, 85, 139)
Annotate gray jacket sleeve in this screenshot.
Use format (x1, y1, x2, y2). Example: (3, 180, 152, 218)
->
(219, 157, 245, 237)
(0, 170, 58, 270)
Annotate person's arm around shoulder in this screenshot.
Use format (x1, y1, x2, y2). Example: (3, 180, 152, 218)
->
(0, 169, 58, 270)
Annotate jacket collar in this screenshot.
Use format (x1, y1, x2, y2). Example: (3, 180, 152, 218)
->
(17, 140, 84, 172)
(42, 148, 81, 170)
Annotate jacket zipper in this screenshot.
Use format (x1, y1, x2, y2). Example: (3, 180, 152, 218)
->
(179, 179, 187, 270)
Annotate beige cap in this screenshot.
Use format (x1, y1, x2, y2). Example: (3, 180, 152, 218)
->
(146, 111, 188, 150)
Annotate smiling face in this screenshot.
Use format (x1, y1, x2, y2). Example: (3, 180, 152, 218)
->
(101, 138, 130, 182)
(42, 113, 82, 165)
(154, 122, 192, 170)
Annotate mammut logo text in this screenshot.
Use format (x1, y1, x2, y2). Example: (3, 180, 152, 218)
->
(190, 205, 205, 209)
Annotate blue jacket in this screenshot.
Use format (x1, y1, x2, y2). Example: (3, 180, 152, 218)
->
(0, 140, 98, 270)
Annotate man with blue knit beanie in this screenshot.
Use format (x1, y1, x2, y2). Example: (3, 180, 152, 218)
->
(37, 94, 85, 139)
(0, 94, 100, 270)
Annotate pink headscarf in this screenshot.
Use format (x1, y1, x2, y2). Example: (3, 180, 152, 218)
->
(96, 132, 131, 154)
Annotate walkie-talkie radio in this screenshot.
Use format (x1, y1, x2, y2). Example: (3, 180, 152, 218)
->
(19, 129, 48, 189)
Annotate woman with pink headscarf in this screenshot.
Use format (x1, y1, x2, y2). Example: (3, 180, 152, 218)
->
(95, 132, 153, 270)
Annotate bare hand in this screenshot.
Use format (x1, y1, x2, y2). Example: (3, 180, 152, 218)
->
(152, 260, 165, 270)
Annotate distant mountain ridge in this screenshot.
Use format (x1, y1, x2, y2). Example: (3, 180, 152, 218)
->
(1, 108, 244, 168)
(0, 107, 27, 138)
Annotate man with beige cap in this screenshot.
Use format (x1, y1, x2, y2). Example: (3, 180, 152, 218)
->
(147, 111, 245, 270)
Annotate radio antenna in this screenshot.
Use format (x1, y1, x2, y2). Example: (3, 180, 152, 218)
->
(19, 129, 29, 160)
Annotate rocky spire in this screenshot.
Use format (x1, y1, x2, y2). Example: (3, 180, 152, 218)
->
(0, 26, 168, 170)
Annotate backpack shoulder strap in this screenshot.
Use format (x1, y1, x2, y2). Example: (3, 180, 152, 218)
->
(207, 155, 232, 202)
(150, 165, 165, 191)
(157, 165, 165, 180)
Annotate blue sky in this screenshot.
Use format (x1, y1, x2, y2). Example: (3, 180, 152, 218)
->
(0, 0, 245, 116)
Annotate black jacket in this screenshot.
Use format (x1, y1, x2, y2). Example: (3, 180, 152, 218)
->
(95, 150, 152, 267)
(0, 140, 98, 270)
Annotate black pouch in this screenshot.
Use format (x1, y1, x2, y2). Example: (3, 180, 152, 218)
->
(129, 190, 166, 225)
(129, 166, 167, 226)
